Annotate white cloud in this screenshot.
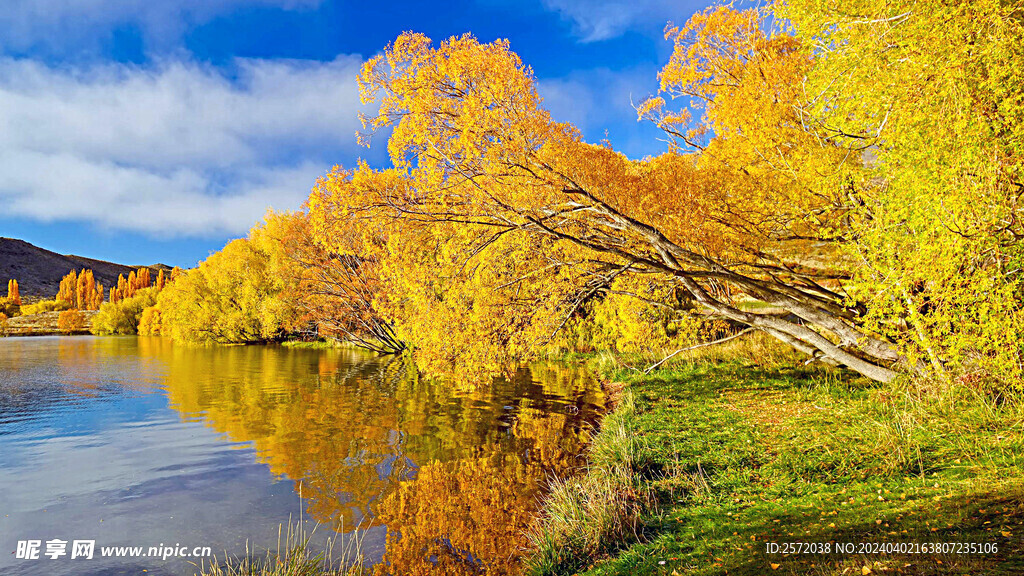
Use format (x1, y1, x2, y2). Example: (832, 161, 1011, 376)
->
(0, 55, 367, 237)
(0, 0, 323, 53)
(540, 0, 703, 42)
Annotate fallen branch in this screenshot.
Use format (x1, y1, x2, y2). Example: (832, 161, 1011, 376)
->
(644, 327, 756, 374)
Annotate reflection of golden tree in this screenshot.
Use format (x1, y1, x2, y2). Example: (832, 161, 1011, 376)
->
(156, 345, 405, 528)
(372, 453, 540, 576)
(148, 342, 604, 570)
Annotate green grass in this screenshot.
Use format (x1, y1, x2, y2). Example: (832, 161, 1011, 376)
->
(529, 336, 1024, 575)
(281, 339, 344, 349)
(527, 391, 655, 575)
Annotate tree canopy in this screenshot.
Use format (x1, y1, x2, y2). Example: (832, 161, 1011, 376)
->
(155, 212, 303, 344)
(156, 1, 1023, 388)
(309, 23, 879, 378)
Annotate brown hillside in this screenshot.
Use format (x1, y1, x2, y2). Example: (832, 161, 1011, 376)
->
(0, 237, 170, 298)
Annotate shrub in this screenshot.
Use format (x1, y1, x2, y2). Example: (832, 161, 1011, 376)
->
(137, 306, 162, 336)
(157, 213, 301, 344)
(58, 309, 86, 333)
(21, 299, 71, 315)
(0, 296, 20, 318)
(91, 287, 160, 335)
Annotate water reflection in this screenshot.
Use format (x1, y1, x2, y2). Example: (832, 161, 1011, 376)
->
(0, 337, 602, 575)
(142, 338, 603, 574)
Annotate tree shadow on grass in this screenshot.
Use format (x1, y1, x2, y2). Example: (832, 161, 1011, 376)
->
(721, 488, 1024, 575)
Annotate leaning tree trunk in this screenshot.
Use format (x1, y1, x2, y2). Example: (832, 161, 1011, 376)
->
(526, 183, 903, 383)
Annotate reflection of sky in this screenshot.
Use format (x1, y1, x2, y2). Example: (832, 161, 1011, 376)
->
(0, 337, 385, 576)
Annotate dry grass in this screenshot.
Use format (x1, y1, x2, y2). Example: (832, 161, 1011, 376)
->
(194, 520, 368, 576)
(1, 310, 97, 336)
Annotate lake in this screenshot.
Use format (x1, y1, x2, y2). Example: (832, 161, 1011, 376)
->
(0, 336, 605, 575)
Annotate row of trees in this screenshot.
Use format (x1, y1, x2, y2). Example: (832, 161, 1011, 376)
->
(150, 214, 303, 343)
(142, 210, 407, 352)
(149, 1, 1022, 387)
(91, 268, 173, 335)
(56, 269, 105, 310)
(45, 267, 165, 312)
(0, 267, 168, 319)
(109, 268, 166, 303)
(1, 278, 86, 333)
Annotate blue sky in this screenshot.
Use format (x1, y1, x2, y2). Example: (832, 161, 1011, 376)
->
(0, 0, 710, 268)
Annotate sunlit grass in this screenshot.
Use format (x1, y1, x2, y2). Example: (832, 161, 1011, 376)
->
(529, 336, 1024, 575)
(281, 339, 344, 350)
(527, 391, 656, 576)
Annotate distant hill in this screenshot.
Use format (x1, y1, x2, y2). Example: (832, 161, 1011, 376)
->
(0, 237, 170, 299)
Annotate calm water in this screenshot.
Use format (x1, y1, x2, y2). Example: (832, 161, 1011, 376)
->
(0, 336, 604, 576)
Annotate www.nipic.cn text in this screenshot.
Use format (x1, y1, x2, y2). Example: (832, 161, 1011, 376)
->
(14, 540, 213, 561)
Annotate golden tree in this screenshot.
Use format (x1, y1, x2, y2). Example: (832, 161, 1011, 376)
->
(155, 213, 302, 344)
(136, 268, 151, 291)
(56, 269, 78, 307)
(108, 268, 154, 304)
(300, 191, 406, 353)
(91, 287, 160, 335)
(6, 279, 20, 305)
(776, 0, 1024, 385)
(57, 269, 104, 310)
(138, 305, 163, 336)
(312, 27, 904, 381)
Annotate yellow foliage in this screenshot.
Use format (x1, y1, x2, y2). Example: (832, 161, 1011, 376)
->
(315, 28, 901, 382)
(163, 2, 1024, 388)
(6, 279, 20, 305)
(586, 277, 721, 356)
(137, 306, 162, 336)
(57, 309, 86, 333)
(20, 299, 71, 315)
(90, 287, 160, 335)
(0, 297, 19, 318)
(780, 0, 1024, 385)
(155, 212, 302, 344)
(56, 269, 104, 310)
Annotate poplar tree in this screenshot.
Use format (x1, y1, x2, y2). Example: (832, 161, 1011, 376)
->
(6, 279, 19, 305)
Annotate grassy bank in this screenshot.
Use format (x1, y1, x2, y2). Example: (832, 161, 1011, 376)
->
(281, 339, 346, 349)
(529, 336, 1024, 575)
